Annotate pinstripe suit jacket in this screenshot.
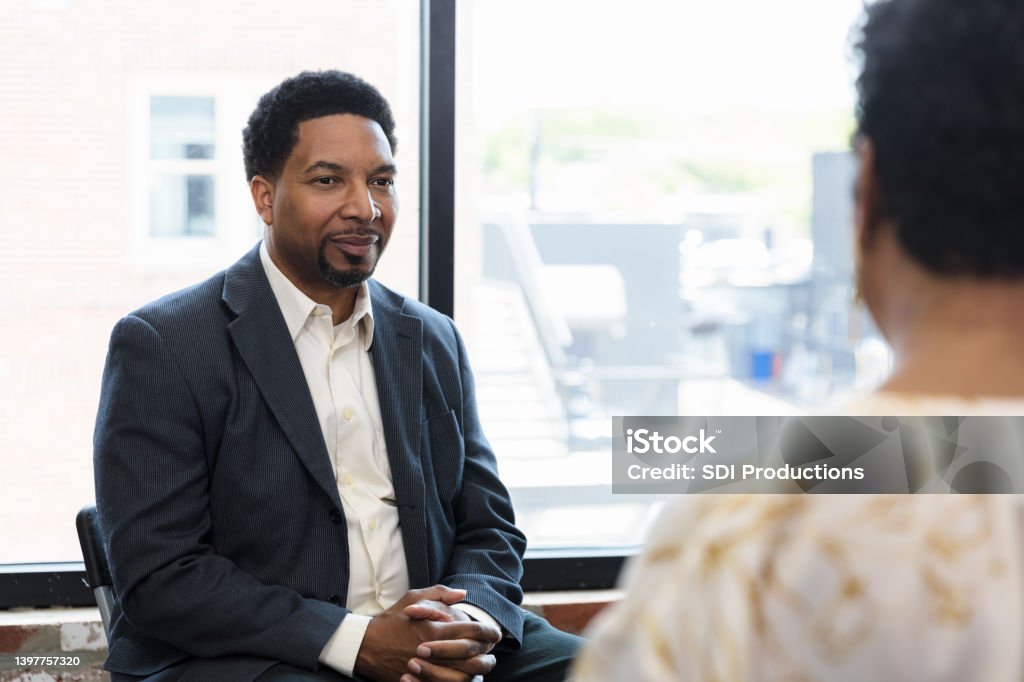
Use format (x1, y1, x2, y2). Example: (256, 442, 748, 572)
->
(93, 244, 527, 680)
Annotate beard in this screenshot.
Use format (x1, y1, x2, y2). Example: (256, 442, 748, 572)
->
(317, 236, 378, 288)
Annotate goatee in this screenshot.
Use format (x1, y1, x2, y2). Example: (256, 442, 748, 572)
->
(318, 240, 374, 288)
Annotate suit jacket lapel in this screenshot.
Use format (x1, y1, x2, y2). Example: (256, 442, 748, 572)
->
(222, 246, 343, 513)
(368, 280, 429, 587)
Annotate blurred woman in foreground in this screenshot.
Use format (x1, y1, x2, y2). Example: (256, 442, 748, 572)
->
(573, 0, 1024, 679)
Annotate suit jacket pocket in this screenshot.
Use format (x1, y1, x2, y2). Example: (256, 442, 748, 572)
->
(422, 409, 465, 504)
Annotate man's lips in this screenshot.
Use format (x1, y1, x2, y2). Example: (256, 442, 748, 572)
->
(329, 233, 379, 258)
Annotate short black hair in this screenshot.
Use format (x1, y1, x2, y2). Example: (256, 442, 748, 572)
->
(854, 0, 1024, 276)
(242, 70, 397, 182)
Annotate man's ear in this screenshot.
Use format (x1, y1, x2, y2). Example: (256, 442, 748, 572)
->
(853, 136, 881, 252)
(249, 175, 275, 226)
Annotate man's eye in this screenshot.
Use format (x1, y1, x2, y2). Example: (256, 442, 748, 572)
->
(314, 177, 336, 185)
(371, 178, 395, 187)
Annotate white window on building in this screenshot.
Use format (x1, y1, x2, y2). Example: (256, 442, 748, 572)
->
(149, 96, 217, 237)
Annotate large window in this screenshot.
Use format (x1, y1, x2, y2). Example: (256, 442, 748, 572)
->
(0, 0, 421, 565)
(455, 0, 882, 551)
(2, 0, 885, 591)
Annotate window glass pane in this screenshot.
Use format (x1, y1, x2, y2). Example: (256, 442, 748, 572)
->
(1, 0, 420, 564)
(150, 96, 215, 160)
(150, 173, 215, 237)
(456, 0, 875, 550)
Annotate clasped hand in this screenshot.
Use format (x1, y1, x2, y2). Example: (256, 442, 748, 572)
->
(354, 585, 502, 682)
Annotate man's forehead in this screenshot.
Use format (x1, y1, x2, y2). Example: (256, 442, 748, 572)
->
(291, 114, 393, 161)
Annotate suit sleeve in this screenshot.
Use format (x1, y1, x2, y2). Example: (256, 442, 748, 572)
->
(94, 314, 348, 668)
(440, 319, 529, 650)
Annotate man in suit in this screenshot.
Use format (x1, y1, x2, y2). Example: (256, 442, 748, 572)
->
(94, 70, 581, 682)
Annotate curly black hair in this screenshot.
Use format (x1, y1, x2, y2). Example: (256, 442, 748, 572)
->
(854, 0, 1024, 276)
(242, 70, 397, 183)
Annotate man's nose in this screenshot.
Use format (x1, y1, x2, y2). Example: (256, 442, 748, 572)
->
(340, 184, 378, 224)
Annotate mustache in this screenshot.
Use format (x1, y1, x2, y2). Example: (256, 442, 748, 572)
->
(322, 229, 383, 242)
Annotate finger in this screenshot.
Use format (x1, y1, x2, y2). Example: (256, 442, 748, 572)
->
(435, 586, 468, 605)
(405, 605, 456, 622)
(418, 654, 496, 676)
(412, 586, 464, 600)
(409, 656, 492, 682)
(420, 621, 503, 645)
(416, 638, 494, 660)
(407, 658, 462, 682)
(401, 585, 467, 608)
(405, 600, 458, 622)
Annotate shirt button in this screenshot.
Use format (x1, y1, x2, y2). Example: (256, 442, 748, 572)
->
(368, 519, 377, 531)
(345, 474, 354, 485)
(312, 308, 325, 317)
(343, 407, 354, 421)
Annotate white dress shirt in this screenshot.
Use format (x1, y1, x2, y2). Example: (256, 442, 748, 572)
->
(259, 243, 495, 676)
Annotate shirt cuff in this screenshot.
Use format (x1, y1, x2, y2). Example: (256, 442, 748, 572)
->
(318, 613, 372, 677)
(452, 602, 501, 634)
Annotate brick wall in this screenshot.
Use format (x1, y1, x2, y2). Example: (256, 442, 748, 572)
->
(1, 0, 421, 564)
(0, 609, 106, 681)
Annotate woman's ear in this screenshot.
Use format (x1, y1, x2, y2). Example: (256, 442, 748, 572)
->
(853, 136, 881, 252)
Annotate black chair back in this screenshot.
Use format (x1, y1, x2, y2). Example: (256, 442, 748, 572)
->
(76, 505, 115, 636)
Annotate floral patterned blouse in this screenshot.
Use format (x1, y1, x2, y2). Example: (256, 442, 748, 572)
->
(572, 395, 1024, 681)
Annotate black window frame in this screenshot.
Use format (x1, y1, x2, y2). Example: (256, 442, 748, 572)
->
(0, 0, 629, 611)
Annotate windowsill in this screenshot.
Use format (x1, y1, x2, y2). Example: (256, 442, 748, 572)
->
(0, 591, 620, 676)
(522, 589, 622, 635)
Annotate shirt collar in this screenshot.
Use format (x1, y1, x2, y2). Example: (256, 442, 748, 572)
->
(259, 240, 375, 350)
